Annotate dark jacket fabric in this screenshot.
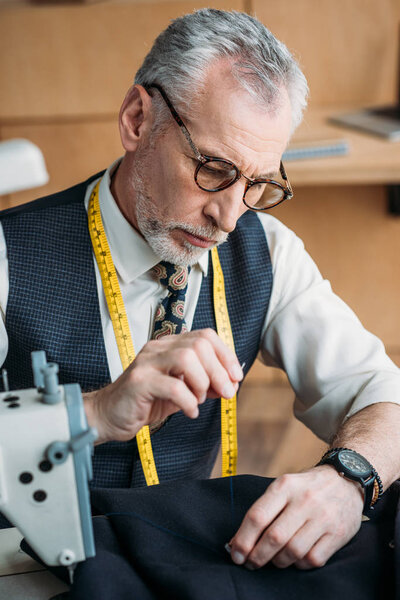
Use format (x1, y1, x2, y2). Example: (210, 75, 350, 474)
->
(24, 475, 398, 600)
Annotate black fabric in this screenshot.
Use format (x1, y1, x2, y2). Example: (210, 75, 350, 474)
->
(23, 475, 399, 599)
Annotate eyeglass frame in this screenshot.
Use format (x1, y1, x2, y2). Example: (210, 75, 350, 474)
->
(148, 83, 294, 211)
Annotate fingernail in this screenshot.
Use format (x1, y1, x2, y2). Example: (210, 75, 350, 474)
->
(231, 551, 245, 565)
(224, 543, 231, 555)
(245, 562, 256, 571)
(222, 383, 236, 398)
(230, 364, 244, 381)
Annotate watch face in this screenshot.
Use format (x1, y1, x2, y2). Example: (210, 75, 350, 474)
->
(338, 450, 371, 476)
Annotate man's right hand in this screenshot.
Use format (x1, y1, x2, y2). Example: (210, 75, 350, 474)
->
(84, 328, 243, 444)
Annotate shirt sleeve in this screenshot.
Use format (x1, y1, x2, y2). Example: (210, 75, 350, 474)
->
(257, 213, 400, 442)
(0, 222, 9, 368)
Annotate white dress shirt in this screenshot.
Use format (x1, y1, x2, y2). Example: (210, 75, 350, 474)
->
(1, 160, 399, 442)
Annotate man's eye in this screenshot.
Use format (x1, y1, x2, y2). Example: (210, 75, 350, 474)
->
(202, 164, 225, 174)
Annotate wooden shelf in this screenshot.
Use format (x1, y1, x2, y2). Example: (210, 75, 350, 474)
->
(287, 106, 400, 187)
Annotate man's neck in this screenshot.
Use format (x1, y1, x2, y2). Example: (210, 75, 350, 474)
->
(110, 157, 140, 233)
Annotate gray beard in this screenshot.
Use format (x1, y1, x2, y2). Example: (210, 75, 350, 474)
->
(132, 164, 228, 267)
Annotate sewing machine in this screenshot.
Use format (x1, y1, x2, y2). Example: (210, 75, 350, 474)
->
(0, 352, 97, 583)
(0, 140, 96, 590)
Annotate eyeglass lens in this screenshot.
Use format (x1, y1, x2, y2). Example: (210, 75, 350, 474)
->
(195, 160, 236, 189)
(245, 182, 284, 209)
(196, 160, 285, 209)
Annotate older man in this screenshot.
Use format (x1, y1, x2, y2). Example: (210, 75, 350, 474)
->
(1, 9, 400, 574)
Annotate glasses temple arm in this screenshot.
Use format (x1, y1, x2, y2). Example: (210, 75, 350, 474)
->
(149, 84, 203, 162)
(280, 161, 293, 196)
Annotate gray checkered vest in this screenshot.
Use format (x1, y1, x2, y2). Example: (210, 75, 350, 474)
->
(0, 173, 273, 488)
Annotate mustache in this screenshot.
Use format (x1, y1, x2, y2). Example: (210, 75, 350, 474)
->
(166, 220, 229, 244)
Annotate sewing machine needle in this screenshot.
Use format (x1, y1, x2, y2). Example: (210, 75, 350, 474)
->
(67, 564, 76, 585)
(1, 369, 9, 393)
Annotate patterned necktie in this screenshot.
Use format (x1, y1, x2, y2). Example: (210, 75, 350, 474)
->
(149, 262, 191, 434)
(152, 262, 191, 340)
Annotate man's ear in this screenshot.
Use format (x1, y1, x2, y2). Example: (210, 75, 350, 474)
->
(119, 85, 153, 152)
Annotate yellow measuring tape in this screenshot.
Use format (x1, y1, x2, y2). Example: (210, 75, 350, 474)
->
(88, 180, 238, 484)
(211, 249, 238, 477)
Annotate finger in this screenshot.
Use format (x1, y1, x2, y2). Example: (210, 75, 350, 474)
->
(162, 336, 239, 401)
(187, 336, 239, 399)
(191, 329, 244, 382)
(270, 519, 322, 569)
(165, 347, 211, 403)
(149, 372, 201, 420)
(294, 533, 336, 570)
(142, 329, 243, 381)
(244, 504, 307, 569)
(229, 483, 288, 566)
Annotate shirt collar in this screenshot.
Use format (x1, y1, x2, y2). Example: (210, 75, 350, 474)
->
(98, 159, 209, 283)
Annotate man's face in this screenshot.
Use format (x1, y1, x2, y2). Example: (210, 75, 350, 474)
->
(128, 67, 292, 266)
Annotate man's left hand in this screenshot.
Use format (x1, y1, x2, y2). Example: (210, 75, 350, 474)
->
(228, 465, 363, 570)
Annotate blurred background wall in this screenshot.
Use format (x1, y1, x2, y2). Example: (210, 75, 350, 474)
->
(1, 0, 400, 475)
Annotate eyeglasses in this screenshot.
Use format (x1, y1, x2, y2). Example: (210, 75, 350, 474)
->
(150, 84, 293, 211)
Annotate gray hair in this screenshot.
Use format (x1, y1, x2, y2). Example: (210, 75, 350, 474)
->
(135, 9, 308, 135)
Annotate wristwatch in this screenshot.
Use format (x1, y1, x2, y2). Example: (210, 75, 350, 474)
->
(318, 448, 380, 512)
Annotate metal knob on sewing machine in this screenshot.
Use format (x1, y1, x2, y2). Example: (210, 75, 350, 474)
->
(0, 351, 97, 581)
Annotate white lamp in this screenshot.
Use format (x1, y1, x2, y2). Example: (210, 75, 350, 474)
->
(0, 139, 49, 196)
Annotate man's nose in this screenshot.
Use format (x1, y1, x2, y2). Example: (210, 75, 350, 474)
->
(203, 181, 247, 233)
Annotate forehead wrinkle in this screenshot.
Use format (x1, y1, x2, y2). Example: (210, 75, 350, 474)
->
(209, 133, 282, 179)
(228, 118, 286, 154)
(229, 117, 279, 146)
(188, 105, 284, 154)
